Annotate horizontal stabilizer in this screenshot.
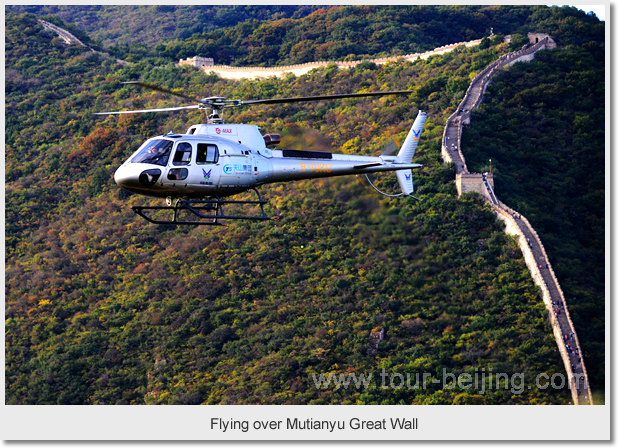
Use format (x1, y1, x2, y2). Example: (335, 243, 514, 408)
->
(353, 162, 383, 169)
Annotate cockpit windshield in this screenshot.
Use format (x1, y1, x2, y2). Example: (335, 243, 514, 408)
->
(131, 139, 173, 166)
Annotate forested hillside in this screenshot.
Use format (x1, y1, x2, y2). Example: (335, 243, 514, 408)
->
(5, 7, 604, 405)
(8, 5, 600, 67)
(5, 5, 318, 47)
(462, 33, 605, 392)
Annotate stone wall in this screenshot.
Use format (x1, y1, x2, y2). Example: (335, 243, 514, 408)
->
(441, 38, 551, 175)
(441, 35, 594, 405)
(201, 38, 483, 80)
(37, 19, 131, 66)
(39, 19, 85, 46)
(443, 115, 467, 169)
(458, 38, 550, 125)
(493, 205, 593, 405)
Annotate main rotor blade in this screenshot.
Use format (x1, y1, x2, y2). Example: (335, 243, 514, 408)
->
(123, 81, 208, 104)
(241, 90, 414, 106)
(93, 105, 200, 115)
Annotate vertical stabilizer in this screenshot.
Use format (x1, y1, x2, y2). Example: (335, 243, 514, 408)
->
(396, 170, 414, 195)
(397, 111, 428, 163)
(396, 111, 427, 195)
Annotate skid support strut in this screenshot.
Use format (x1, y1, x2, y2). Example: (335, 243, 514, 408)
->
(131, 188, 270, 225)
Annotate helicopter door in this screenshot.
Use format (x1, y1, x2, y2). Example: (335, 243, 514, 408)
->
(189, 143, 221, 188)
(218, 144, 240, 187)
(237, 151, 254, 187)
(162, 141, 193, 190)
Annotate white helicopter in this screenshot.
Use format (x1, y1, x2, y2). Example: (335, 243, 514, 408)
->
(95, 81, 427, 225)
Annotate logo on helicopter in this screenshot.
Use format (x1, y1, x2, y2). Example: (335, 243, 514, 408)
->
(412, 129, 422, 141)
(202, 168, 212, 180)
(223, 164, 252, 174)
(405, 173, 411, 181)
(216, 127, 233, 135)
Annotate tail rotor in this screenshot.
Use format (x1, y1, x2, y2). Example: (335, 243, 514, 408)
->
(359, 111, 427, 199)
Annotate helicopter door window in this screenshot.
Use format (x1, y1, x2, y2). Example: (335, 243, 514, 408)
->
(167, 168, 188, 181)
(196, 144, 219, 164)
(172, 142, 192, 166)
(131, 139, 173, 166)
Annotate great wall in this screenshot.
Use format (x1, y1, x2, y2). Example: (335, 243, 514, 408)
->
(38, 19, 130, 66)
(44, 18, 593, 404)
(179, 38, 483, 80)
(441, 34, 593, 405)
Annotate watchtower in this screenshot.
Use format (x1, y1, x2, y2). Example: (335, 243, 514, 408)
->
(456, 172, 495, 200)
(527, 33, 557, 49)
(177, 56, 214, 68)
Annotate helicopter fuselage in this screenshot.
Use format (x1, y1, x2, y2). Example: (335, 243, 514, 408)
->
(114, 123, 421, 200)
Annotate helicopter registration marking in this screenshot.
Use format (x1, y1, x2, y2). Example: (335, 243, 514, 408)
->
(300, 162, 333, 173)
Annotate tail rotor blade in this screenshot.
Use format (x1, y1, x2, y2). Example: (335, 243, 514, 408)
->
(381, 138, 400, 156)
(392, 135, 401, 149)
(356, 174, 368, 188)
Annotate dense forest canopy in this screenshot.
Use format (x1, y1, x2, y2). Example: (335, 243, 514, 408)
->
(5, 5, 321, 47)
(7, 5, 603, 66)
(4, 6, 604, 405)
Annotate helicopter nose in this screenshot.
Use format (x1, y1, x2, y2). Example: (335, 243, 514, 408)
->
(114, 164, 141, 190)
(114, 165, 162, 190)
(114, 165, 132, 189)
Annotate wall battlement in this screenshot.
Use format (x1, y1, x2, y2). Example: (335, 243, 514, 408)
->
(180, 38, 482, 80)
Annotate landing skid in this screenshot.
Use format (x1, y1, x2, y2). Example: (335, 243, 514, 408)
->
(131, 188, 270, 226)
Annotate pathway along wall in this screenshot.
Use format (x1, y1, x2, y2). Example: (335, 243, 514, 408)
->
(443, 37, 593, 405)
(442, 37, 551, 175)
(37, 20, 131, 66)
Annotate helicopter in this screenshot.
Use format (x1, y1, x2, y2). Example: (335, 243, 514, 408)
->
(95, 81, 428, 225)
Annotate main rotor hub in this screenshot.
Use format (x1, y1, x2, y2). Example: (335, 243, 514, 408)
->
(200, 98, 244, 123)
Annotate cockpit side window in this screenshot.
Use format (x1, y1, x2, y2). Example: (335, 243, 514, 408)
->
(173, 142, 193, 166)
(197, 144, 219, 164)
(131, 139, 173, 166)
